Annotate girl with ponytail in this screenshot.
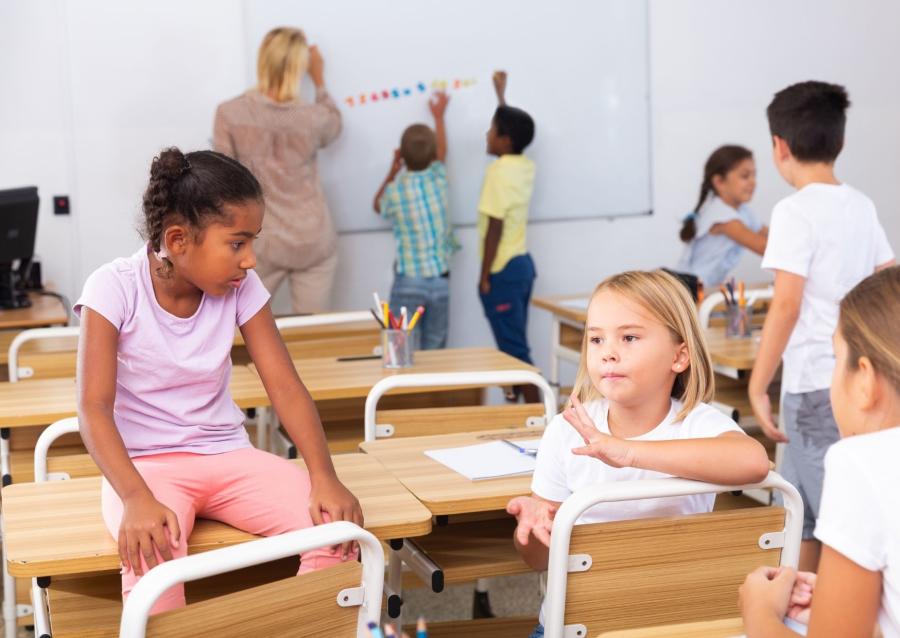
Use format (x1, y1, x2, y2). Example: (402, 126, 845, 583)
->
(74, 147, 362, 614)
(676, 145, 769, 288)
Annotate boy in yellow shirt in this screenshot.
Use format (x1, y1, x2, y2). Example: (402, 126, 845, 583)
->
(478, 71, 538, 403)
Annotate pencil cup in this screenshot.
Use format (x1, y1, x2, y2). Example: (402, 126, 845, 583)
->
(381, 329, 419, 368)
(725, 305, 752, 339)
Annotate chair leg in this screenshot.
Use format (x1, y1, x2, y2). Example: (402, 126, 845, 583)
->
(472, 578, 494, 618)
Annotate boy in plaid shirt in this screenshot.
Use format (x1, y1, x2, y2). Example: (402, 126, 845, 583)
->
(374, 92, 458, 349)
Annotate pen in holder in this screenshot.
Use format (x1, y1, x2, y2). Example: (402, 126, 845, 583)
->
(381, 329, 419, 368)
(725, 304, 752, 339)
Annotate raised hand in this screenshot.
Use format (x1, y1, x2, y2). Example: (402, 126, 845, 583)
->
(564, 394, 636, 468)
(428, 91, 450, 118)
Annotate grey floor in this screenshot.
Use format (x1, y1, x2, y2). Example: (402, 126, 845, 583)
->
(399, 572, 542, 624)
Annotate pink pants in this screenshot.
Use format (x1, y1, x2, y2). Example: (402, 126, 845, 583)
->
(101, 447, 353, 613)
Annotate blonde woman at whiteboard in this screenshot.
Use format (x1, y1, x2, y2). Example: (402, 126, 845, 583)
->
(214, 27, 341, 313)
(676, 145, 768, 289)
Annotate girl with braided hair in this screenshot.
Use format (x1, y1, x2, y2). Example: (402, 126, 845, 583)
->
(676, 145, 769, 289)
(74, 147, 362, 614)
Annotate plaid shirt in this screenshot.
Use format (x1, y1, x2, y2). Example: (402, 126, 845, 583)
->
(379, 161, 459, 278)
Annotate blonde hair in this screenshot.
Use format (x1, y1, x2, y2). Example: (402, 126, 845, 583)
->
(257, 27, 309, 102)
(838, 265, 900, 394)
(572, 270, 715, 421)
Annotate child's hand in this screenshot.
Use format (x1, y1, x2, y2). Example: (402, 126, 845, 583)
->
(308, 45, 325, 87)
(309, 475, 365, 560)
(786, 571, 816, 624)
(479, 276, 491, 296)
(120, 491, 181, 576)
(748, 388, 788, 443)
(429, 91, 450, 118)
(506, 495, 557, 547)
(493, 70, 508, 103)
(739, 565, 796, 625)
(389, 149, 404, 176)
(565, 394, 636, 468)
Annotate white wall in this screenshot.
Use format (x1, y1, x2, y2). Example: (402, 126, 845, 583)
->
(3, 0, 899, 388)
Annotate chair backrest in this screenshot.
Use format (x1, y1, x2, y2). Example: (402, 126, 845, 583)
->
(697, 287, 773, 328)
(33, 417, 84, 482)
(542, 472, 803, 638)
(119, 521, 383, 638)
(363, 370, 557, 442)
(8, 326, 80, 382)
(273, 311, 374, 331)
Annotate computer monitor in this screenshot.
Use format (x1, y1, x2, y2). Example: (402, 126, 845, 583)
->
(0, 186, 39, 309)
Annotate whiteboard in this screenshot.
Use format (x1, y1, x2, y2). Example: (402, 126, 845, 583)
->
(243, 0, 652, 232)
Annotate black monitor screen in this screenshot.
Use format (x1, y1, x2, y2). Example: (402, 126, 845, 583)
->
(0, 186, 39, 263)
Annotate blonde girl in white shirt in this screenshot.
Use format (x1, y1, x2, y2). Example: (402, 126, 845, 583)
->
(509, 270, 770, 638)
(741, 265, 900, 638)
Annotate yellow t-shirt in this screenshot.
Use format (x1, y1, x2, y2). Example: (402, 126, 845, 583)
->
(477, 154, 536, 273)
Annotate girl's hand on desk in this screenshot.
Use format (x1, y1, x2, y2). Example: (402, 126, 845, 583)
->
(565, 395, 636, 468)
(309, 476, 364, 559)
(120, 492, 181, 576)
(748, 388, 788, 443)
(507, 496, 557, 547)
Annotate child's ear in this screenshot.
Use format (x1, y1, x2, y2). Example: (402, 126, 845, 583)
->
(164, 225, 189, 256)
(772, 135, 791, 162)
(672, 343, 690, 374)
(854, 355, 879, 410)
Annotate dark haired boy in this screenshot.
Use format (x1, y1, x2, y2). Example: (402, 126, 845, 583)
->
(478, 71, 539, 403)
(374, 92, 458, 349)
(749, 81, 894, 570)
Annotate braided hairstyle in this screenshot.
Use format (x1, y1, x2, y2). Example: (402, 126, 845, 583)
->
(141, 147, 263, 275)
(679, 145, 753, 243)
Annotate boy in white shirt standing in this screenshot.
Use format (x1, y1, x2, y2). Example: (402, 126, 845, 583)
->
(749, 80, 895, 572)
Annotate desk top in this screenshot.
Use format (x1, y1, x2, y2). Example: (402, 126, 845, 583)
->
(260, 347, 537, 402)
(233, 319, 378, 347)
(704, 327, 759, 372)
(532, 294, 590, 324)
(360, 427, 542, 516)
(3, 453, 432, 578)
(597, 617, 744, 637)
(0, 291, 68, 331)
(0, 365, 270, 429)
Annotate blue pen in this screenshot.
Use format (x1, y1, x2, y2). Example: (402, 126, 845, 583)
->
(368, 621, 384, 638)
(502, 439, 537, 456)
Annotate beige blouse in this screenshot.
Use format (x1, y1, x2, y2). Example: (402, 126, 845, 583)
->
(214, 88, 342, 271)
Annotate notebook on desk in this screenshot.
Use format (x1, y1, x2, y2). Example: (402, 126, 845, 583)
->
(424, 439, 542, 481)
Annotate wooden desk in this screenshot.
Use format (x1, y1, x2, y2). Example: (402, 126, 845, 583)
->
(0, 291, 68, 331)
(597, 617, 744, 637)
(360, 427, 541, 515)
(705, 326, 760, 378)
(0, 365, 268, 430)
(232, 319, 380, 365)
(3, 453, 432, 578)
(275, 347, 535, 402)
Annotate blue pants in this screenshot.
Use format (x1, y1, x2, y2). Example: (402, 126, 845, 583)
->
(527, 623, 544, 638)
(479, 254, 536, 364)
(390, 273, 450, 350)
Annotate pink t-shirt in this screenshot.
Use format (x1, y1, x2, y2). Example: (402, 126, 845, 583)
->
(74, 245, 270, 457)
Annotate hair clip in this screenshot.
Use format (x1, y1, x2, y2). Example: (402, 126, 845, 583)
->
(682, 212, 697, 222)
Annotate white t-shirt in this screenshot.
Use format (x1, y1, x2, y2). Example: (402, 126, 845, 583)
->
(531, 398, 743, 524)
(677, 196, 762, 288)
(533, 398, 743, 625)
(815, 427, 900, 638)
(761, 183, 893, 393)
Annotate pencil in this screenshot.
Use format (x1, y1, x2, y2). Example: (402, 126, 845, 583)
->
(407, 305, 425, 332)
(368, 621, 385, 638)
(417, 616, 427, 638)
(370, 308, 386, 329)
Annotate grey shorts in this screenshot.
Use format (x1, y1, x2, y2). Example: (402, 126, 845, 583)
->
(778, 389, 841, 539)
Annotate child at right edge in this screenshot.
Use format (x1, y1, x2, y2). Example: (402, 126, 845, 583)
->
(748, 81, 894, 572)
(507, 270, 770, 638)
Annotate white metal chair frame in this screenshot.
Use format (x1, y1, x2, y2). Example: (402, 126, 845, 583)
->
(119, 521, 384, 638)
(363, 369, 557, 443)
(542, 472, 803, 638)
(2, 328, 78, 638)
(697, 287, 773, 332)
(363, 369, 556, 622)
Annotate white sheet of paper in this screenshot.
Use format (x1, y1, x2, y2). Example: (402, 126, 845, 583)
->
(424, 439, 542, 481)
